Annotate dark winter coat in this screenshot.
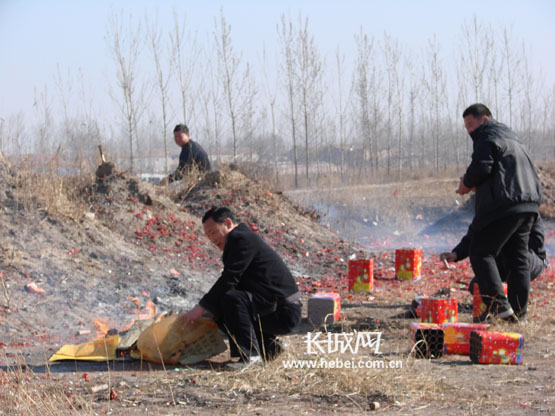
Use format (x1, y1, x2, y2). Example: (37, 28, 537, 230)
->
(199, 223, 300, 320)
(168, 140, 211, 183)
(462, 119, 542, 231)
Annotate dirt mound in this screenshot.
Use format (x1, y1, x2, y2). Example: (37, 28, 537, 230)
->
(0, 163, 364, 351)
(0, 167, 216, 349)
(177, 167, 362, 287)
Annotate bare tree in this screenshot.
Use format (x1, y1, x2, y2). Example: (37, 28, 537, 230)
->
(540, 85, 554, 160)
(106, 12, 148, 172)
(33, 85, 54, 159)
(3, 113, 26, 157)
(54, 65, 76, 149)
(208, 57, 223, 164)
(241, 62, 258, 163)
(278, 14, 299, 188)
(54, 66, 91, 166)
(354, 28, 379, 175)
(148, 16, 173, 176)
(501, 27, 521, 127)
(459, 15, 494, 103)
(260, 45, 280, 183)
(519, 42, 540, 154)
(383, 33, 402, 177)
(406, 56, 420, 171)
(170, 9, 200, 127)
(423, 35, 448, 173)
(214, 10, 246, 162)
(486, 41, 503, 119)
(551, 86, 555, 159)
(0, 117, 4, 157)
(334, 47, 351, 178)
(295, 15, 323, 184)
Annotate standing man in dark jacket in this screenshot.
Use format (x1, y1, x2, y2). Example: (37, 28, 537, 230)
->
(456, 104, 542, 321)
(165, 124, 211, 184)
(181, 207, 302, 368)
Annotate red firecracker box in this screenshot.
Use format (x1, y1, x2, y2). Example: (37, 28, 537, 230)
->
(420, 298, 458, 325)
(395, 248, 422, 280)
(308, 292, 341, 326)
(409, 322, 443, 358)
(470, 330, 523, 365)
(473, 282, 508, 320)
(443, 323, 490, 355)
(347, 259, 374, 292)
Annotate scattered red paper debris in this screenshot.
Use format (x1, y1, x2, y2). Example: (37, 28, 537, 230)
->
(110, 388, 118, 400)
(24, 282, 45, 294)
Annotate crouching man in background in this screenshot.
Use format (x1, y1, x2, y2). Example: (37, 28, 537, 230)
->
(181, 207, 302, 369)
(441, 214, 548, 313)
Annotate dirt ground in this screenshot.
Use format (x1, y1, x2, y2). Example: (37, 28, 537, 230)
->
(0, 157, 554, 415)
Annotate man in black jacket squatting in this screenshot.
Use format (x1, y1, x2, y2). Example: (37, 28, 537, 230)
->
(164, 124, 211, 184)
(181, 207, 302, 368)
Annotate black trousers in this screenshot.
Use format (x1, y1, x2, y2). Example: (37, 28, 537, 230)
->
(468, 249, 545, 294)
(469, 213, 536, 317)
(218, 289, 301, 361)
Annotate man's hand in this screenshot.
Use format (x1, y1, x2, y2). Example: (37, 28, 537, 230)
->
(440, 252, 457, 263)
(181, 304, 205, 329)
(456, 177, 472, 195)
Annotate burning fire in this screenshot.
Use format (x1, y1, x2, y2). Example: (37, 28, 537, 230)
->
(93, 317, 113, 338)
(92, 295, 157, 338)
(128, 296, 157, 321)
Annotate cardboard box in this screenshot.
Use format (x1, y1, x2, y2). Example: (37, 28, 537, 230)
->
(470, 330, 524, 365)
(347, 259, 374, 292)
(443, 323, 490, 355)
(473, 282, 508, 320)
(420, 298, 458, 325)
(308, 292, 341, 326)
(395, 248, 422, 280)
(409, 322, 443, 358)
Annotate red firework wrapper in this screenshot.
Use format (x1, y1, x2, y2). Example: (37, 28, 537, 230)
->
(472, 283, 508, 319)
(347, 259, 374, 292)
(409, 322, 443, 358)
(442, 323, 490, 355)
(308, 292, 341, 325)
(395, 248, 422, 280)
(470, 330, 524, 365)
(420, 298, 458, 325)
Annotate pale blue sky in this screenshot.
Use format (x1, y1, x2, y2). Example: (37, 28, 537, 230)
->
(1, 0, 554, 118)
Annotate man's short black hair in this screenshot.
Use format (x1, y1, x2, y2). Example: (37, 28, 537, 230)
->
(173, 124, 189, 134)
(462, 104, 492, 119)
(202, 206, 236, 224)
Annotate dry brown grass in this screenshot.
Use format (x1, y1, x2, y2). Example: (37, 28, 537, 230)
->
(170, 331, 451, 408)
(0, 356, 93, 415)
(10, 155, 93, 221)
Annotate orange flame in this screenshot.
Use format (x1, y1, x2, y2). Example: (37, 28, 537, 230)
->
(127, 295, 157, 320)
(93, 317, 112, 338)
(92, 295, 157, 338)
